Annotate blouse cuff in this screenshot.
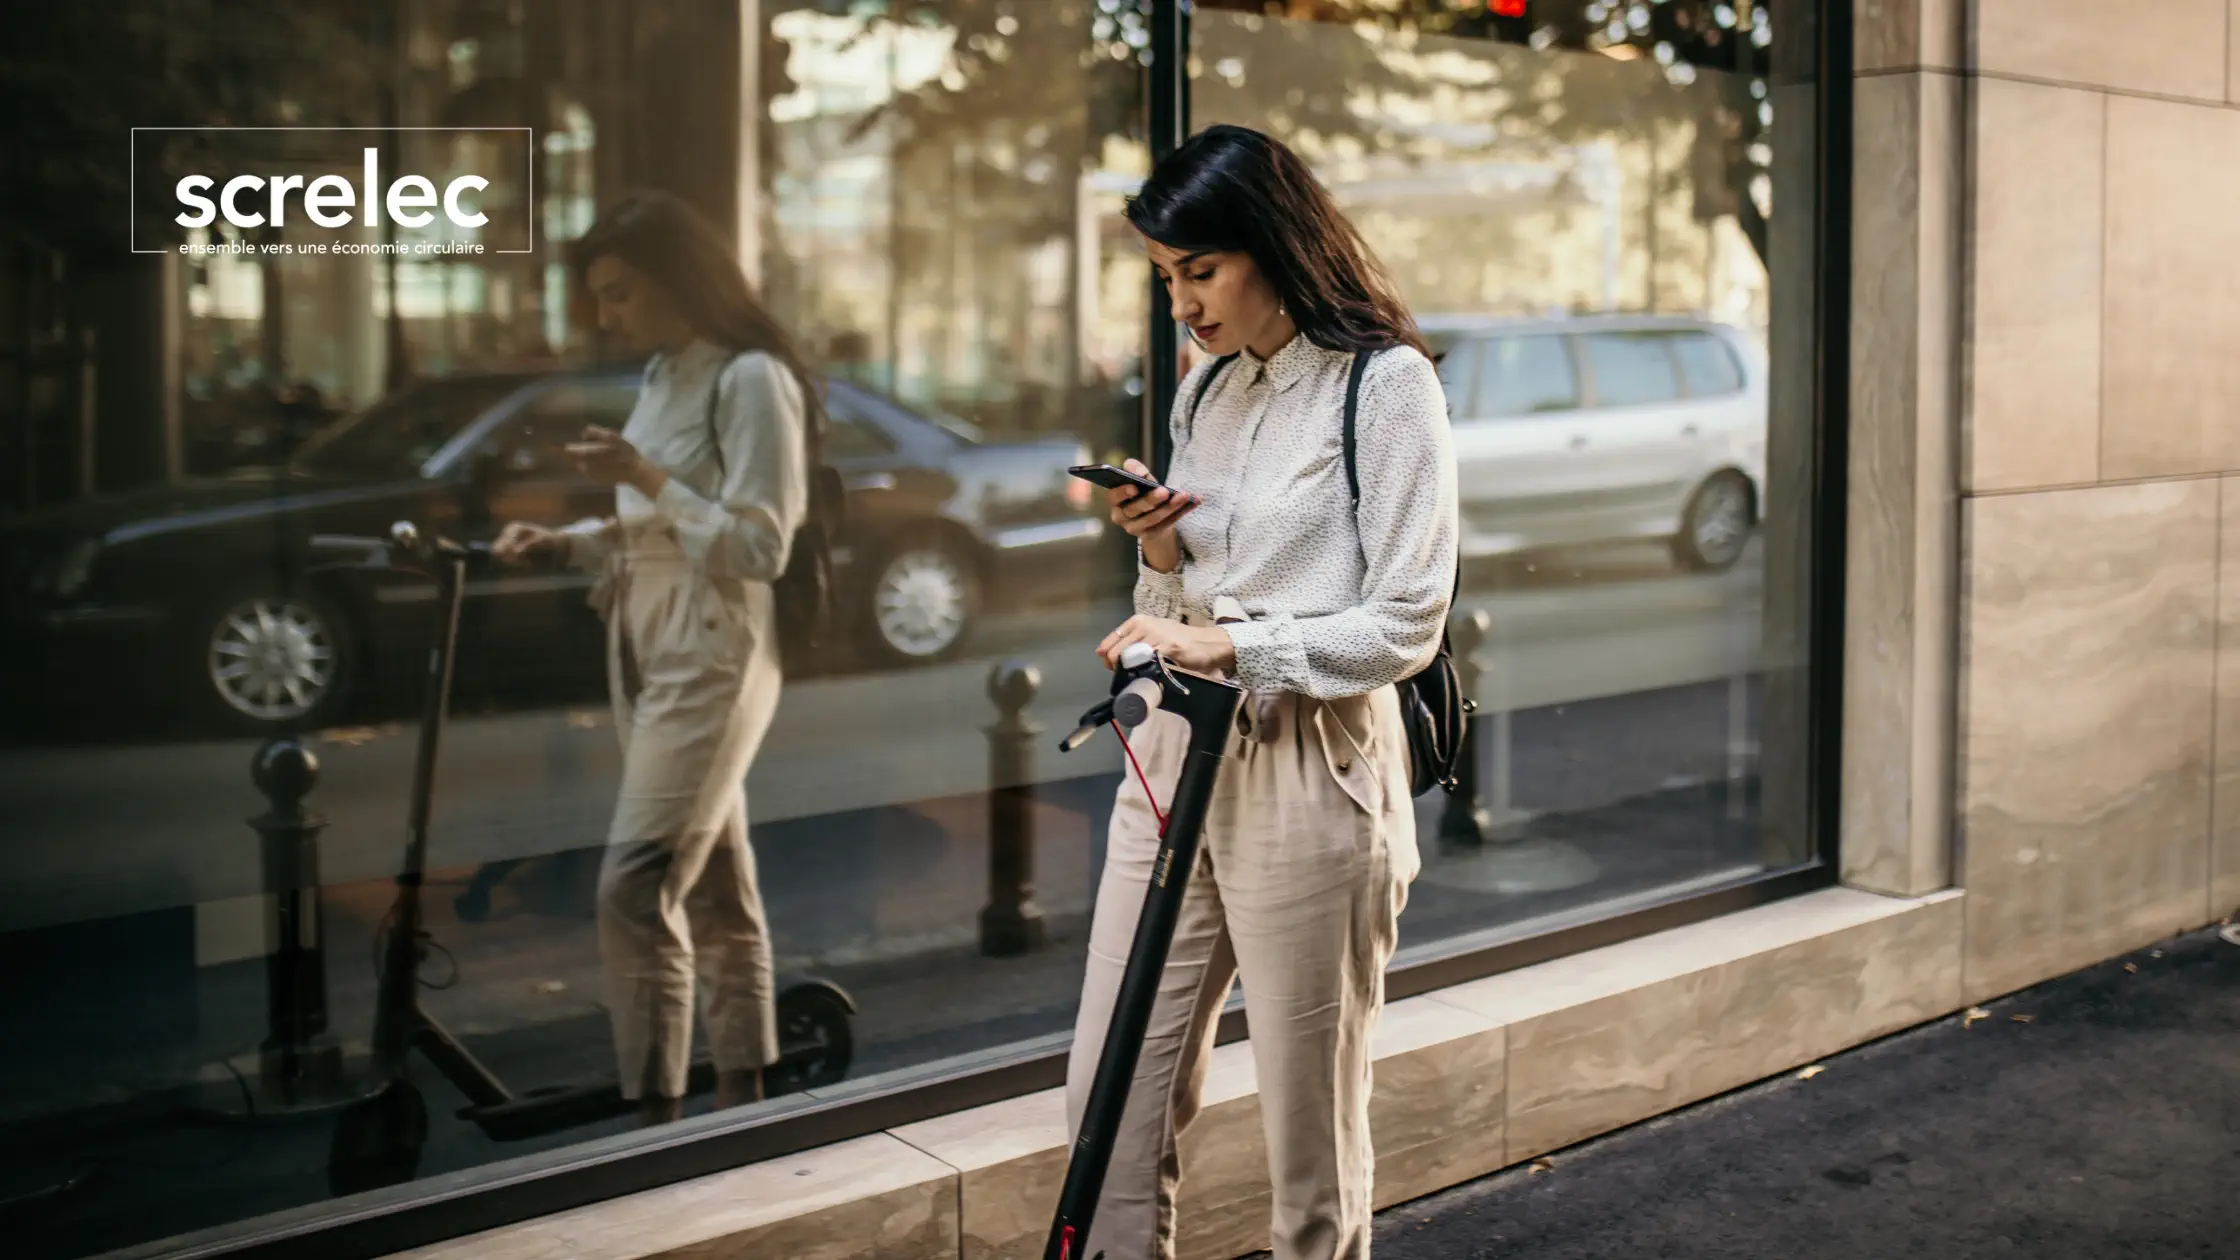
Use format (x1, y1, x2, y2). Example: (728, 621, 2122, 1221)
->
(560, 517, 615, 571)
(1135, 546, 1185, 619)
(1221, 614, 1305, 692)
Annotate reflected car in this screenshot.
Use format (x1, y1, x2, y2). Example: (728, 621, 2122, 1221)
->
(1419, 313, 1767, 572)
(0, 368, 1103, 734)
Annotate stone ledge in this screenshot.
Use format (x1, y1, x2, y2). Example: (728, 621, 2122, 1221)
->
(382, 887, 1966, 1260)
(387, 1133, 958, 1260)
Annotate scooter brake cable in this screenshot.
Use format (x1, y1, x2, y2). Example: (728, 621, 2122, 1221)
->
(1112, 724, 1169, 836)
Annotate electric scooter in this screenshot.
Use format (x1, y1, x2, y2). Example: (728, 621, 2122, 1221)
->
(311, 522, 857, 1195)
(1042, 641, 1244, 1260)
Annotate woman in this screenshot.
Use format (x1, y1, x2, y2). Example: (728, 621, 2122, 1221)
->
(492, 190, 812, 1124)
(1075, 125, 1458, 1260)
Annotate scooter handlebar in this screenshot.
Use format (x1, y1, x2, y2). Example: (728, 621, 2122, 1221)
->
(1058, 644, 1239, 754)
(306, 525, 494, 573)
(308, 532, 388, 555)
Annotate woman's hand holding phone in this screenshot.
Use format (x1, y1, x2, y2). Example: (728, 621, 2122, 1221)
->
(1105, 458, 1198, 573)
(566, 425, 668, 498)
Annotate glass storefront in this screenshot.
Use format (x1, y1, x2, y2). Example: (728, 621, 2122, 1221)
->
(0, 3, 1842, 1256)
(1185, 0, 1828, 972)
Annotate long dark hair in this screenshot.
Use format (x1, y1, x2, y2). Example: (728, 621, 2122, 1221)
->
(1125, 124, 1428, 359)
(568, 189, 821, 409)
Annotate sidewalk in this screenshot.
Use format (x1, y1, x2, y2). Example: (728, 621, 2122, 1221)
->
(1370, 922, 2240, 1260)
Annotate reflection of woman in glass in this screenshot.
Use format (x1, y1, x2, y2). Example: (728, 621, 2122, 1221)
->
(1077, 126, 1458, 1260)
(492, 191, 813, 1124)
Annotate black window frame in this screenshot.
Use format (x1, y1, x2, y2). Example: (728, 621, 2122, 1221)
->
(166, 2, 1850, 1254)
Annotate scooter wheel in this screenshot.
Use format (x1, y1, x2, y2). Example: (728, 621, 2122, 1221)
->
(329, 1080, 428, 1196)
(765, 985, 854, 1096)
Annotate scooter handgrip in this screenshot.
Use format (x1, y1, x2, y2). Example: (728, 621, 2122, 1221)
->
(1112, 677, 1162, 729)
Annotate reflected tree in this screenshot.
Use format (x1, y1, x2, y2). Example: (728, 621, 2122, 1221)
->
(0, 1, 386, 257)
(0, 1, 388, 507)
(1195, 0, 1783, 269)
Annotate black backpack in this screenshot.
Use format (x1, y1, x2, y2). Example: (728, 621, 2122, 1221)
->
(1178, 350, 1472, 797)
(705, 357, 846, 670)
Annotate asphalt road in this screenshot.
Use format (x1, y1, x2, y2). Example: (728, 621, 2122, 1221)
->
(0, 543, 1765, 935)
(1370, 924, 2240, 1260)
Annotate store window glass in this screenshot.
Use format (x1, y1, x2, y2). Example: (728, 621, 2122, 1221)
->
(0, 2, 1835, 1254)
(1190, 0, 1827, 964)
(2, 2, 1149, 1256)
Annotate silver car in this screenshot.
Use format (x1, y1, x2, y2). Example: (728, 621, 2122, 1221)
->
(1420, 313, 1767, 572)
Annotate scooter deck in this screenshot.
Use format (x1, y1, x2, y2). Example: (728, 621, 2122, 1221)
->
(460, 1024, 840, 1140)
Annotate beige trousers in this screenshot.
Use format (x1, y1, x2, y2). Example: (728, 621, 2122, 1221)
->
(593, 525, 782, 1100)
(1066, 684, 1419, 1260)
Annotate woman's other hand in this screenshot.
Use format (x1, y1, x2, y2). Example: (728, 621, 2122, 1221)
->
(493, 521, 567, 568)
(566, 425, 668, 497)
(1109, 458, 1197, 573)
(1097, 614, 1237, 675)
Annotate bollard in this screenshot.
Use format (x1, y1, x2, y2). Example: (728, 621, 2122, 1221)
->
(188, 737, 355, 1119)
(1438, 610, 1497, 845)
(980, 661, 1047, 957)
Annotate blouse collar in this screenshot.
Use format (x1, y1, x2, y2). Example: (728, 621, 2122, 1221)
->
(1243, 331, 1328, 394)
(646, 337, 730, 385)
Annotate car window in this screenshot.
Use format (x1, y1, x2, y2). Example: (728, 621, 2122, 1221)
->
(477, 384, 638, 477)
(456, 382, 632, 477)
(1581, 333, 1681, 408)
(821, 391, 902, 459)
(1423, 331, 1477, 414)
(524, 381, 640, 428)
(291, 377, 528, 478)
(1474, 335, 1578, 418)
(833, 381, 980, 445)
(1671, 331, 1744, 397)
(826, 413, 896, 460)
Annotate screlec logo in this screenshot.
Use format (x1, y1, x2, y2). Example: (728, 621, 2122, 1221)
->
(129, 126, 535, 257)
(174, 147, 489, 232)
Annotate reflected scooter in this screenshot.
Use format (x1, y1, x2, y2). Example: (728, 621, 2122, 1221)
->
(311, 522, 856, 1195)
(1042, 641, 1244, 1260)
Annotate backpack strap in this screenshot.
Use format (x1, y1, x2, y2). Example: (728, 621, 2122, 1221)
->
(1342, 346, 1462, 610)
(1342, 348, 1371, 505)
(703, 353, 735, 479)
(1158, 353, 1237, 482)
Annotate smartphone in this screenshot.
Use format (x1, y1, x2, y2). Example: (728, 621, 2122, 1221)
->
(1068, 463, 1166, 495)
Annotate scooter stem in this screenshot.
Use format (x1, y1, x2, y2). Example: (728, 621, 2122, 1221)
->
(405, 551, 465, 864)
(369, 549, 468, 1066)
(1042, 651, 1240, 1260)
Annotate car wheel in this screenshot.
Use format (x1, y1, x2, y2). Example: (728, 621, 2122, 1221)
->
(194, 587, 357, 733)
(1671, 471, 1755, 573)
(864, 541, 979, 666)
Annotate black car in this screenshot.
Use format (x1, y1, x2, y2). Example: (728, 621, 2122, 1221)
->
(1, 368, 1106, 734)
